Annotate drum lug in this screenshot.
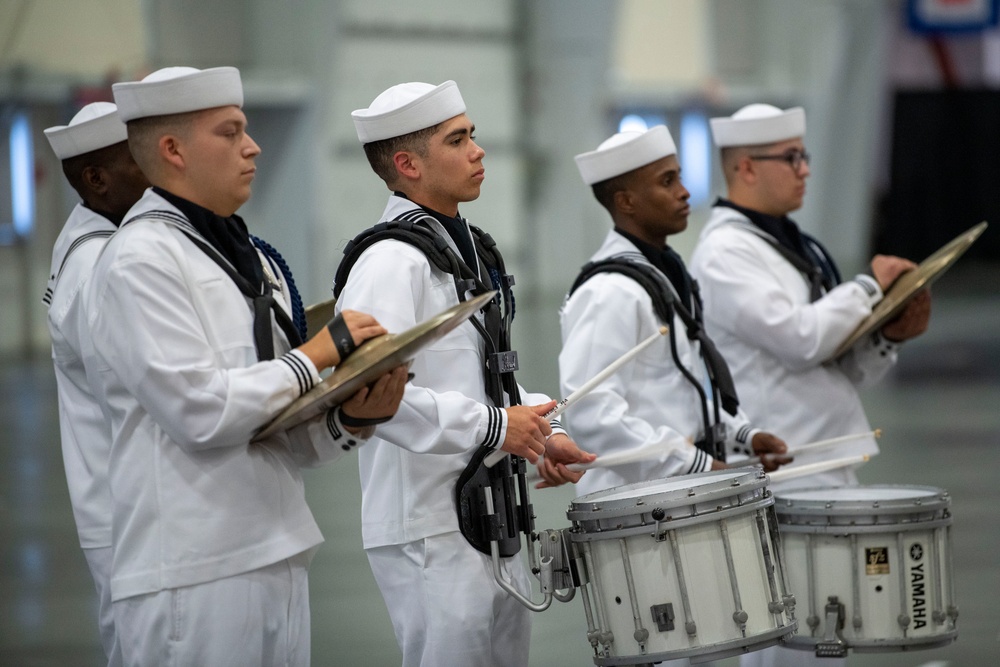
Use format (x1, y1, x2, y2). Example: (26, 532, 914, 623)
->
(807, 612, 820, 636)
(897, 611, 911, 633)
(815, 595, 848, 658)
(651, 507, 667, 542)
(651, 603, 675, 632)
(783, 594, 797, 618)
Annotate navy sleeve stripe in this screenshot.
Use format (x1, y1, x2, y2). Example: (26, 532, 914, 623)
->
(480, 406, 502, 449)
(279, 353, 312, 395)
(854, 275, 878, 297)
(687, 448, 706, 475)
(326, 409, 342, 439)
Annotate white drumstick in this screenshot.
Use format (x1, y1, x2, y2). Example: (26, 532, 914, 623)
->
(560, 431, 880, 476)
(766, 453, 874, 484)
(484, 326, 669, 468)
(741, 429, 882, 466)
(563, 441, 666, 472)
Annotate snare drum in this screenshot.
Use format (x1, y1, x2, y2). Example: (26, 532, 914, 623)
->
(567, 469, 797, 665)
(774, 485, 958, 655)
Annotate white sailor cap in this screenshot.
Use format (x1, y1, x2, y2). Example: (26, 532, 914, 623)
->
(112, 66, 243, 123)
(352, 80, 466, 144)
(710, 104, 806, 148)
(44, 102, 128, 160)
(575, 125, 677, 185)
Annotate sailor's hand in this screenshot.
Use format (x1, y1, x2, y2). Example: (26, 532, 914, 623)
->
(297, 310, 386, 370)
(535, 434, 596, 489)
(340, 365, 409, 436)
(882, 289, 931, 342)
(752, 432, 793, 472)
(870, 255, 917, 292)
(500, 401, 554, 464)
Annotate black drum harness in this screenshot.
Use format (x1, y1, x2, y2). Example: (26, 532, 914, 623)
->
(568, 255, 741, 463)
(333, 210, 536, 558)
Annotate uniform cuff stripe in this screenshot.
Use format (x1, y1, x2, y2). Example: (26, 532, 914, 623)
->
(279, 352, 312, 395)
(326, 409, 343, 439)
(480, 406, 502, 449)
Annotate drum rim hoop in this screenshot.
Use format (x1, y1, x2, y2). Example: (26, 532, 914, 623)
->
(569, 469, 769, 520)
(775, 515, 952, 534)
(783, 628, 958, 651)
(591, 624, 796, 665)
(774, 484, 950, 516)
(569, 494, 775, 541)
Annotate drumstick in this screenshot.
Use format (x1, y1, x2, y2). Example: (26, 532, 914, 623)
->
(740, 429, 882, 466)
(766, 453, 874, 484)
(484, 326, 669, 469)
(563, 442, 666, 472)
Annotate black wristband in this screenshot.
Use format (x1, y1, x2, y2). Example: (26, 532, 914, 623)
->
(327, 313, 357, 362)
(338, 407, 392, 428)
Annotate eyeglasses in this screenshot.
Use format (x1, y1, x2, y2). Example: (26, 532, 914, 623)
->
(749, 149, 810, 172)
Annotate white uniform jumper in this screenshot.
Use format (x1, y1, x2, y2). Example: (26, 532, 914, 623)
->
(561, 229, 762, 497)
(335, 194, 559, 667)
(690, 205, 897, 493)
(45, 203, 121, 666)
(84, 188, 360, 667)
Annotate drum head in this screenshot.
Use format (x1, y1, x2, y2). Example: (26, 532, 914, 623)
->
(778, 485, 943, 504)
(774, 484, 951, 528)
(574, 468, 755, 505)
(567, 468, 769, 528)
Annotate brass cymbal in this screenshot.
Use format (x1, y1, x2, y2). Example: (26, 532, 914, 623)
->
(304, 298, 338, 339)
(832, 221, 988, 359)
(255, 291, 497, 440)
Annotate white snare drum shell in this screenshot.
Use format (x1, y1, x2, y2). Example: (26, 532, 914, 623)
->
(568, 470, 797, 664)
(774, 485, 958, 653)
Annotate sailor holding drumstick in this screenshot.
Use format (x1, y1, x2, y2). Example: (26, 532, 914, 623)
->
(560, 125, 792, 502)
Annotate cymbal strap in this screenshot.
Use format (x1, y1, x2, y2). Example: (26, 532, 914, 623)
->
(327, 314, 357, 362)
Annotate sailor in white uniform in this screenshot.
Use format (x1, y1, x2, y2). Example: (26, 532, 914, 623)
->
(562, 125, 789, 501)
(43, 102, 150, 667)
(689, 104, 931, 667)
(335, 80, 595, 667)
(84, 66, 407, 667)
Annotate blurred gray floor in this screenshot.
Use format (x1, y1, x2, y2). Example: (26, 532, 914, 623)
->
(1, 267, 998, 667)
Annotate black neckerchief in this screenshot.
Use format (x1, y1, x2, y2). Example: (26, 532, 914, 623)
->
(715, 197, 840, 291)
(614, 227, 693, 307)
(155, 187, 264, 289)
(150, 188, 301, 358)
(393, 191, 478, 270)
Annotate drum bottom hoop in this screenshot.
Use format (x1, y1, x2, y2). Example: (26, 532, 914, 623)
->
(784, 628, 957, 654)
(593, 624, 796, 666)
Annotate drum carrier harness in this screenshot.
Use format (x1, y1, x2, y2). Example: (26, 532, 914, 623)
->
(568, 255, 741, 463)
(333, 210, 536, 558)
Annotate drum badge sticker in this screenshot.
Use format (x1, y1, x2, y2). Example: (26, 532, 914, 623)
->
(865, 547, 890, 575)
(909, 542, 928, 630)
